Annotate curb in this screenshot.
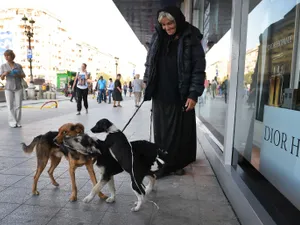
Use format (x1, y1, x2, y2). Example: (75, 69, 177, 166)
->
(0, 98, 69, 109)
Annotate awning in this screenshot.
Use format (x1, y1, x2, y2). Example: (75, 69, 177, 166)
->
(112, 0, 183, 46)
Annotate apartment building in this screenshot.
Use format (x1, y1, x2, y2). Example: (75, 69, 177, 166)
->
(0, 8, 117, 85)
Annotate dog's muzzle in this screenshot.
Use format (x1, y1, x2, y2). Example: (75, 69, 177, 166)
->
(53, 137, 60, 147)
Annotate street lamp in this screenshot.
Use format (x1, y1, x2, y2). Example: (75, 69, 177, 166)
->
(22, 15, 35, 82)
(114, 57, 119, 75)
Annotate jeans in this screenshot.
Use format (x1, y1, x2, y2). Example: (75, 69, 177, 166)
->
(5, 89, 23, 126)
(98, 89, 106, 103)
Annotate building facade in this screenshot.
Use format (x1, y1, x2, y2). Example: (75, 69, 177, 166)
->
(0, 8, 120, 85)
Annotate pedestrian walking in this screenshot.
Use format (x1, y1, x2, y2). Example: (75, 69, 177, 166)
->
(107, 78, 114, 104)
(132, 74, 143, 107)
(0, 49, 26, 128)
(113, 74, 123, 107)
(73, 63, 89, 115)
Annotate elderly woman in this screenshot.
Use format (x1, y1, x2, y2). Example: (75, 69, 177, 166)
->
(143, 6, 206, 177)
(0, 49, 26, 128)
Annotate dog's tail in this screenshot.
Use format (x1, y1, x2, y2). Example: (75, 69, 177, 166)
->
(151, 148, 168, 172)
(21, 135, 42, 154)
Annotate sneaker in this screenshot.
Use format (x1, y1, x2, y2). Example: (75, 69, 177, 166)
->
(16, 124, 22, 128)
(76, 112, 81, 115)
(113, 105, 117, 108)
(117, 105, 122, 107)
(9, 124, 17, 128)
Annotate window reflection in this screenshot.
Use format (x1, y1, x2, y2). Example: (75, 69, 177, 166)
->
(234, 0, 300, 210)
(196, 0, 232, 146)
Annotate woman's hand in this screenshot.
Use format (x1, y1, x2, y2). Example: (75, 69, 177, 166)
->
(185, 98, 197, 111)
(1, 71, 10, 80)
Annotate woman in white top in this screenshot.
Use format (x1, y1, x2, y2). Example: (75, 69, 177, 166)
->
(0, 49, 26, 128)
(72, 63, 89, 115)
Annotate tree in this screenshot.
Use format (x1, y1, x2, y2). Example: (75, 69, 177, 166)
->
(244, 72, 253, 85)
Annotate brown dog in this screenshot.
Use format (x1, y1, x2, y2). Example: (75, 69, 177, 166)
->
(21, 123, 107, 201)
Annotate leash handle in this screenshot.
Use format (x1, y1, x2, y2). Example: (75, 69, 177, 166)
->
(121, 100, 145, 132)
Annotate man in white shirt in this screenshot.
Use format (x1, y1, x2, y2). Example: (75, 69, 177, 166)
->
(132, 74, 143, 107)
(107, 78, 114, 104)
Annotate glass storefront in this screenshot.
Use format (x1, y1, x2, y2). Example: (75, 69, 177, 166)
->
(196, 0, 232, 146)
(233, 0, 300, 211)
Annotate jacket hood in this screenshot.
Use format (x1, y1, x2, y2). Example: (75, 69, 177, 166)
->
(157, 6, 187, 36)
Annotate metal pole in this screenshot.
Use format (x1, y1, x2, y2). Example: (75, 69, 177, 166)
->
(28, 36, 33, 82)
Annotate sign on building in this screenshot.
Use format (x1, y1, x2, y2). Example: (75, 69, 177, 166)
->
(261, 105, 300, 210)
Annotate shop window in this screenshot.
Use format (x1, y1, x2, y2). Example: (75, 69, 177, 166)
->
(233, 0, 300, 211)
(196, 0, 232, 147)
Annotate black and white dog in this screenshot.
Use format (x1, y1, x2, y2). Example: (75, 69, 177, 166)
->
(62, 119, 166, 211)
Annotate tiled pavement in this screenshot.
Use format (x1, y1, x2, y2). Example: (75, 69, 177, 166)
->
(0, 93, 68, 108)
(0, 99, 240, 225)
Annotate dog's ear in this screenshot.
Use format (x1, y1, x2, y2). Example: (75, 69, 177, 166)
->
(103, 121, 110, 132)
(75, 123, 85, 133)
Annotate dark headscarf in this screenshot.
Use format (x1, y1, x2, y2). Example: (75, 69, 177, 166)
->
(157, 6, 188, 37)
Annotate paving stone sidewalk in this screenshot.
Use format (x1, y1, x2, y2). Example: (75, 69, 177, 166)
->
(0, 93, 69, 108)
(0, 100, 240, 225)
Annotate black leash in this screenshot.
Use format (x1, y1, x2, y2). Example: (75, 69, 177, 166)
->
(121, 100, 145, 132)
(121, 100, 153, 142)
(149, 108, 153, 142)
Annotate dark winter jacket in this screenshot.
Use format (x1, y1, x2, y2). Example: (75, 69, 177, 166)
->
(143, 7, 206, 102)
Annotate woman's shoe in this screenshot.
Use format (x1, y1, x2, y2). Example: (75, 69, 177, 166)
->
(173, 169, 185, 176)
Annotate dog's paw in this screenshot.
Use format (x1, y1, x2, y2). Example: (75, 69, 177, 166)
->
(106, 196, 115, 203)
(131, 205, 140, 212)
(98, 192, 108, 200)
(32, 190, 39, 196)
(83, 195, 93, 203)
(69, 196, 77, 202)
(52, 181, 59, 187)
(145, 188, 152, 195)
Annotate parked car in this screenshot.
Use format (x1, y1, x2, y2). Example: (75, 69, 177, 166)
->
(0, 81, 5, 102)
